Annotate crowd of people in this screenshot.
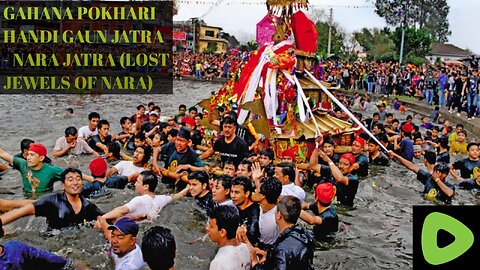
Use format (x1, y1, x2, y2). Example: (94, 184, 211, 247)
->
(172, 51, 246, 80)
(321, 56, 480, 120)
(1, 86, 479, 269)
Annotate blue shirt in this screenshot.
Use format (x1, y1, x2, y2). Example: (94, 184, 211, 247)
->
(0, 240, 71, 270)
(399, 138, 414, 161)
(416, 169, 455, 203)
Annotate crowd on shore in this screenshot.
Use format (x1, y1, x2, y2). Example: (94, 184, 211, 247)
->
(1, 83, 479, 269)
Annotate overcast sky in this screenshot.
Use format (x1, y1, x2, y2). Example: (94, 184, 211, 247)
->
(174, 0, 480, 54)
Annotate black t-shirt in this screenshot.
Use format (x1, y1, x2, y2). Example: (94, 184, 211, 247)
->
(238, 203, 260, 246)
(141, 121, 160, 134)
(33, 192, 103, 230)
(436, 151, 450, 164)
(416, 169, 455, 203)
(308, 203, 338, 241)
(353, 153, 369, 177)
(213, 135, 248, 166)
(452, 158, 480, 179)
(369, 152, 390, 166)
(459, 178, 480, 190)
(88, 134, 113, 153)
(335, 174, 359, 207)
(194, 191, 215, 213)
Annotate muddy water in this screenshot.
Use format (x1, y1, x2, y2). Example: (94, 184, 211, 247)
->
(0, 80, 478, 269)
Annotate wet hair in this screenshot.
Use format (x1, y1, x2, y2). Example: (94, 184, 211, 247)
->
(406, 115, 413, 120)
(134, 132, 146, 141)
(223, 159, 236, 169)
(434, 162, 450, 174)
(424, 151, 437, 165)
(386, 113, 394, 118)
(431, 126, 440, 132)
(136, 146, 151, 165)
(20, 139, 35, 152)
(439, 137, 449, 149)
(276, 162, 295, 182)
(392, 119, 399, 125)
(189, 107, 198, 113)
(456, 123, 464, 129)
(277, 195, 301, 224)
(373, 112, 380, 117)
(323, 137, 335, 146)
(153, 105, 161, 112)
(259, 176, 282, 204)
(142, 226, 176, 270)
(137, 105, 146, 110)
(231, 176, 253, 195)
(120, 116, 130, 126)
(188, 170, 210, 185)
(140, 171, 159, 192)
(378, 133, 389, 144)
(467, 142, 478, 152)
(66, 108, 74, 114)
(179, 104, 186, 110)
(259, 148, 274, 161)
(97, 119, 110, 130)
(107, 142, 121, 160)
(88, 112, 100, 120)
(373, 123, 385, 132)
(60, 167, 82, 183)
(195, 113, 204, 120)
(215, 175, 232, 191)
(222, 115, 237, 126)
(359, 132, 370, 141)
(64, 126, 78, 137)
(167, 128, 178, 138)
(208, 205, 240, 240)
(458, 130, 467, 137)
(159, 122, 170, 132)
(147, 102, 155, 107)
(239, 159, 253, 172)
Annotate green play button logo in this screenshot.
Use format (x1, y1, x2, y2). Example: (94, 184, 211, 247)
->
(421, 212, 474, 265)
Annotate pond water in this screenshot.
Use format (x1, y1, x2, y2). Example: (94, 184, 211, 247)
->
(0, 80, 478, 269)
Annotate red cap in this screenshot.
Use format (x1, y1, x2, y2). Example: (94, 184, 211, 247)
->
(353, 137, 365, 147)
(181, 117, 196, 127)
(401, 123, 414, 133)
(340, 153, 355, 165)
(29, 143, 47, 157)
(315, 182, 335, 204)
(89, 157, 108, 177)
(282, 149, 296, 159)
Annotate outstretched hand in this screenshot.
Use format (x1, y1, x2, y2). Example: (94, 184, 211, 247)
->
(251, 162, 264, 181)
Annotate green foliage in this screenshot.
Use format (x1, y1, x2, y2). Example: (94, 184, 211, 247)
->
(353, 28, 396, 62)
(315, 21, 345, 57)
(391, 27, 432, 58)
(238, 40, 258, 52)
(374, 0, 451, 42)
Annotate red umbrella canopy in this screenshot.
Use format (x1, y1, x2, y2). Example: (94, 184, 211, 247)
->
(291, 10, 318, 53)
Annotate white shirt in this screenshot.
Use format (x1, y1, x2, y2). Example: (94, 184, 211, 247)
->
(126, 194, 172, 218)
(258, 206, 279, 245)
(53, 136, 94, 155)
(209, 243, 251, 270)
(281, 183, 306, 202)
(114, 161, 145, 177)
(112, 244, 145, 270)
(78, 125, 97, 139)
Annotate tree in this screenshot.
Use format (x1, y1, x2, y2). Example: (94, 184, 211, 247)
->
(390, 27, 432, 64)
(374, 0, 450, 42)
(315, 21, 346, 57)
(353, 28, 396, 62)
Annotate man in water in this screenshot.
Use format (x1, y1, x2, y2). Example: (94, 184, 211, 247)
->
(249, 196, 315, 269)
(0, 240, 88, 269)
(96, 217, 145, 270)
(141, 226, 177, 270)
(78, 112, 100, 141)
(0, 143, 64, 193)
(105, 146, 150, 189)
(206, 205, 251, 270)
(52, 126, 99, 157)
(101, 171, 188, 221)
(0, 168, 104, 235)
(88, 119, 116, 155)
